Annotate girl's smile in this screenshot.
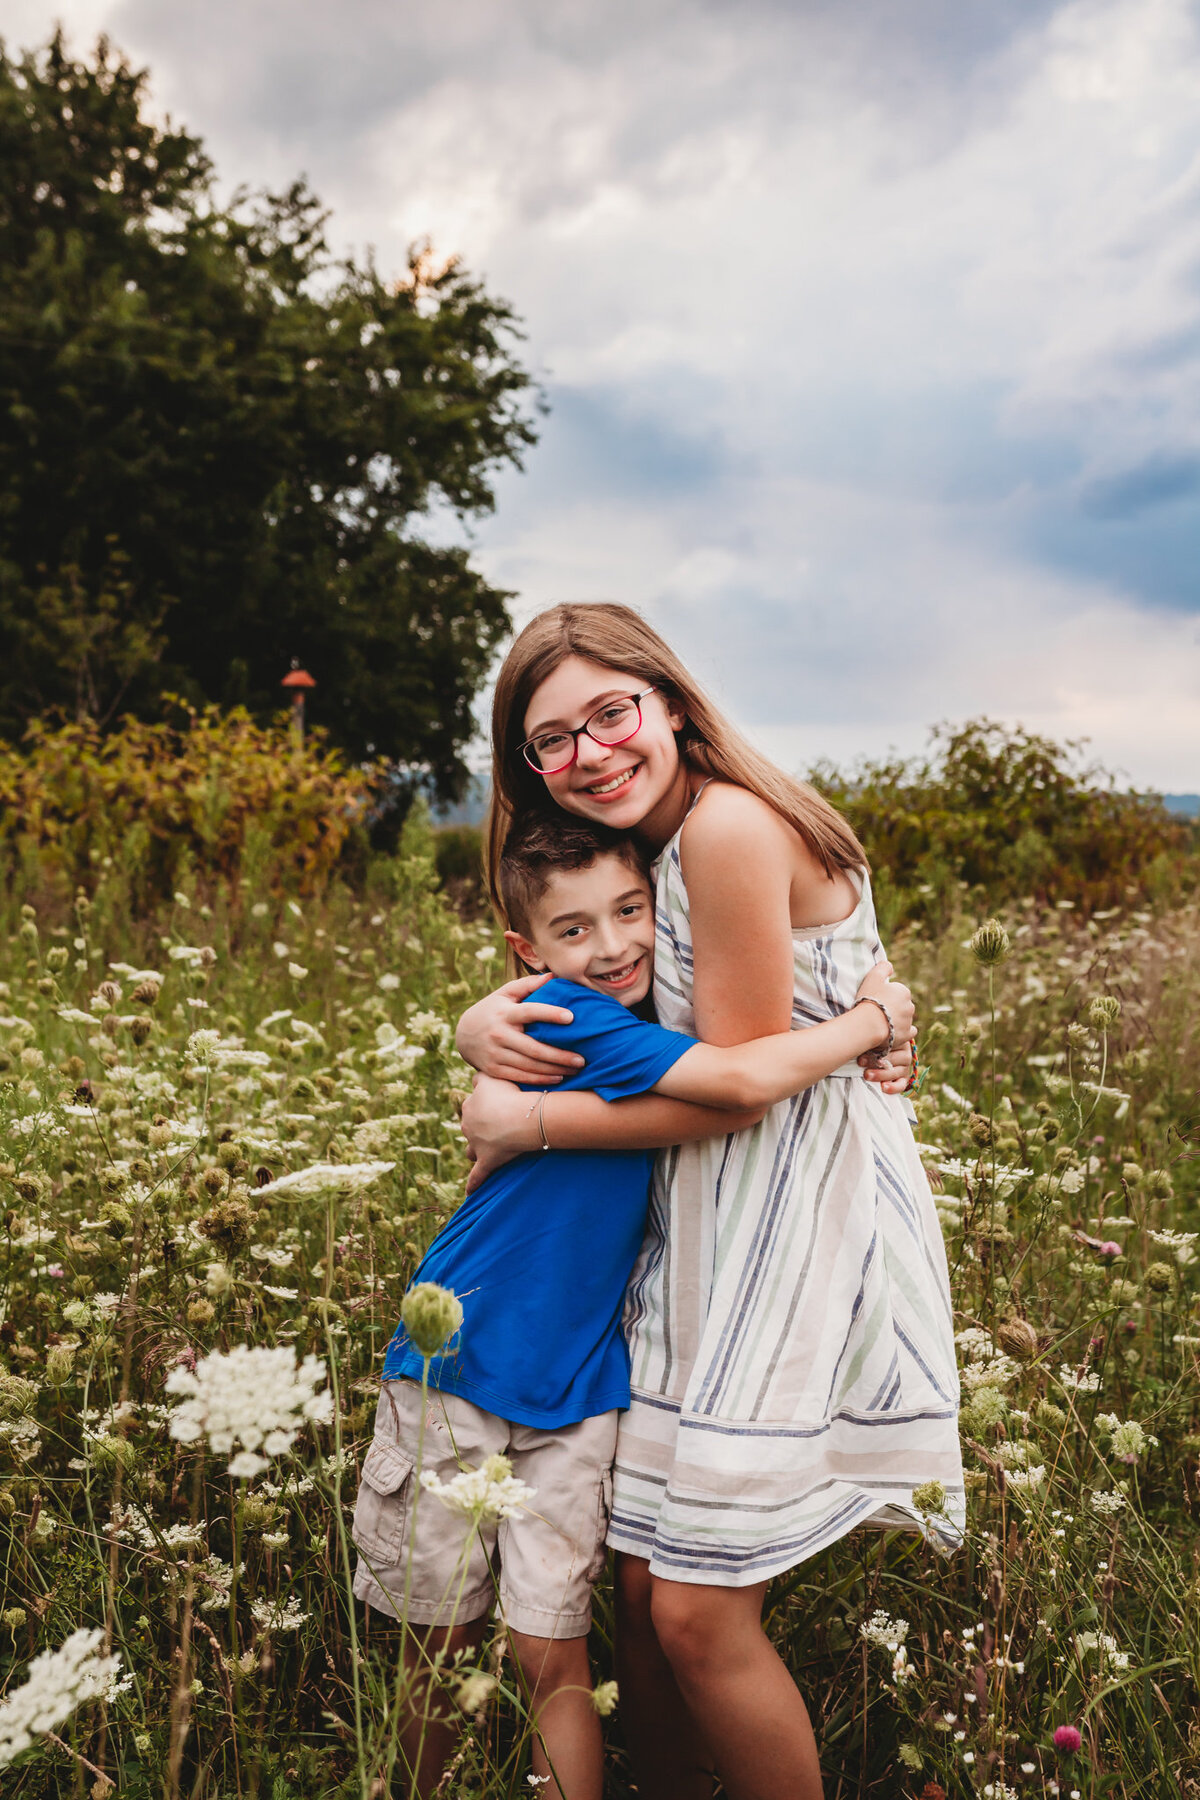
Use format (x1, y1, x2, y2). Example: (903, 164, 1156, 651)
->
(523, 656, 693, 846)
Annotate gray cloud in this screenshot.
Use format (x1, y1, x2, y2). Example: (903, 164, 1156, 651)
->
(10, 0, 1200, 785)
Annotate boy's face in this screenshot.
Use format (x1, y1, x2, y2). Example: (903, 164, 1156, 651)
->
(505, 853, 656, 1007)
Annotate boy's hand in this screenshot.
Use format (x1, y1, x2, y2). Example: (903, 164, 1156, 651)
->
(456, 974, 584, 1085)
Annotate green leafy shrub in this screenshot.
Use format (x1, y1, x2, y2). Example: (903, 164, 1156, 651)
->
(812, 718, 1199, 933)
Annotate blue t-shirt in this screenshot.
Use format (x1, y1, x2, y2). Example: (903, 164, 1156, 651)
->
(382, 978, 695, 1427)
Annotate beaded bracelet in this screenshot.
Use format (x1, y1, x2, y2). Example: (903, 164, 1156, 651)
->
(853, 994, 895, 1055)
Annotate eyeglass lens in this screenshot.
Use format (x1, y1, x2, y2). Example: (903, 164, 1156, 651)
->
(526, 695, 642, 772)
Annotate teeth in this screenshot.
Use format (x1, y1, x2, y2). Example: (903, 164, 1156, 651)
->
(588, 768, 635, 796)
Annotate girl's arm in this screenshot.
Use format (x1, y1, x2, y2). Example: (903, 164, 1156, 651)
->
(456, 975, 585, 1084)
(654, 964, 912, 1108)
(462, 1077, 766, 1193)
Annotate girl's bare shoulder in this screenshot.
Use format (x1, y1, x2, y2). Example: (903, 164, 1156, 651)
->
(680, 781, 796, 868)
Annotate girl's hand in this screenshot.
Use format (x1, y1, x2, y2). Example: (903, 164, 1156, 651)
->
(455, 974, 585, 1084)
(861, 1035, 916, 1093)
(462, 1075, 538, 1192)
(854, 960, 916, 1050)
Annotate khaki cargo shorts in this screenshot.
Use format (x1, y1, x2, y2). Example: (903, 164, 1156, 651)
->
(351, 1380, 618, 1640)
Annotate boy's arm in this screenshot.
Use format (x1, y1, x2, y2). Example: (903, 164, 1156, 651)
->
(652, 984, 909, 1109)
(462, 1080, 765, 1193)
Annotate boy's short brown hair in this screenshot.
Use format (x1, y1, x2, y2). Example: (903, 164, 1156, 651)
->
(497, 813, 649, 936)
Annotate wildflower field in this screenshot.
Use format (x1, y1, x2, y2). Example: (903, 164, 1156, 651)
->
(0, 793, 1198, 1799)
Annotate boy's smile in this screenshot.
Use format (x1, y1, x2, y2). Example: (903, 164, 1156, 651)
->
(504, 853, 656, 1008)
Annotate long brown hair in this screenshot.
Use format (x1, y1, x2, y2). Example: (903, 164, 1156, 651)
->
(485, 602, 866, 917)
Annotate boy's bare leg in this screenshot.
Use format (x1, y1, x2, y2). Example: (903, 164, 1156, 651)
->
(613, 1552, 714, 1800)
(507, 1628, 603, 1800)
(396, 1617, 488, 1796)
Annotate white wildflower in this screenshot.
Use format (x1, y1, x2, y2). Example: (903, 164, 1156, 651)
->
(255, 1160, 394, 1198)
(0, 1628, 123, 1768)
(377, 972, 401, 992)
(455, 1670, 497, 1716)
(1149, 1229, 1198, 1265)
(1058, 1167, 1086, 1195)
(859, 1610, 909, 1652)
(287, 963, 307, 981)
(1090, 1489, 1127, 1515)
(186, 1029, 223, 1065)
(1005, 1464, 1047, 1492)
(420, 1454, 536, 1525)
(272, 942, 289, 959)
(250, 1596, 310, 1634)
(1058, 1365, 1102, 1394)
(1076, 1630, 1129, 1671)
(165, 1343, 333, 1476)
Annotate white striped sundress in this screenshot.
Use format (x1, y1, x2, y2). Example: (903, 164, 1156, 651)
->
(607, 790, 965, 1586)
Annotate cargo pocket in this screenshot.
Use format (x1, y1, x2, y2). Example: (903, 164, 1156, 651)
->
(352, 1439, 415, 1566)
(585, 1466, 615, 1584)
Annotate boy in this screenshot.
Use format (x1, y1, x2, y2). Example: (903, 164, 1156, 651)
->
(352, 814, 911, 1800)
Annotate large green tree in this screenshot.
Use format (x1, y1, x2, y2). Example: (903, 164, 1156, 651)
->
(0, 32, 538, 794)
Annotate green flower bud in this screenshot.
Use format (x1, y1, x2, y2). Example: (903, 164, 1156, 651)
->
(911, 1479, 947, 1516)
(401, 1281, 464, 1358)
(1145, 1261, 1174, 1295)
(1088, 995, 1121, 1028)
(969, 918, 1010, 966)
(44, 1342, 76, 1386)
(1121, 1163, 1143, 1189)
(93, 1434, 139, 1475)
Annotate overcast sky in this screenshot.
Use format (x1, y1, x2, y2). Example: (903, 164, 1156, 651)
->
(10, 0, 1200, 787)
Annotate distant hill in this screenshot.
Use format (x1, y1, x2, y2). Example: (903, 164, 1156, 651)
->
(1162, 794, 1200, 816)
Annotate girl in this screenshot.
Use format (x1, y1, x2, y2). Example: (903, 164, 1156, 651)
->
(456, 604, 963, 1800)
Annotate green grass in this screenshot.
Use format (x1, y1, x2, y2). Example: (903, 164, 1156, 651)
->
(0, 810, 1198, 1798)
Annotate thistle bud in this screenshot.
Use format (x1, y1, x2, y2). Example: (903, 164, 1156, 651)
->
(997, 1317, 1038, 1360)
(131, 976, 161, 1005)
(969, 918, 1010, 966)
(1088, 995, 1121, 1028)
(401, 1282, 463, 1358)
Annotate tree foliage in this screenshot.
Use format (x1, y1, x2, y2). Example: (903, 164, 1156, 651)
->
(0, 31, 538, 792)
(811, 718, 1198, 929)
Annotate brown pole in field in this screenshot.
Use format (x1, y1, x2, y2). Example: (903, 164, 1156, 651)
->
(281, 666, 316, 744)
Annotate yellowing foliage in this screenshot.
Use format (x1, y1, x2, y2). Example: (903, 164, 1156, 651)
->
(0, 705, 379, 907)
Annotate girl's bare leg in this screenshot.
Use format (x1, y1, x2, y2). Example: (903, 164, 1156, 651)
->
(507, 1629, 603, 1800)
(650, 1577, 824, 1800)
(613, 1552, 714, 1800)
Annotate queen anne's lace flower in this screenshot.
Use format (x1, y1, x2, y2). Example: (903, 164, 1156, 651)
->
(859, 1610, 909, 1652)
(250, 1596, 310, 1633)
(255, 1161, 394, 1198)
(419, 1453, 536, 1525)
(0, 1628, 124, 1767)
(165, 1344, 332, 1478)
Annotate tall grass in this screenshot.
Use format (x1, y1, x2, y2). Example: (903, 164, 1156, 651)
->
(0, 807, 1197, 1795)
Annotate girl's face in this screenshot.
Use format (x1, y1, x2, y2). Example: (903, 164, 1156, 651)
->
(521, 655, 691, 843)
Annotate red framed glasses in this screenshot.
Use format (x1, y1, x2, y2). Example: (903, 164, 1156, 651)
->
(520, 688, 657, 774)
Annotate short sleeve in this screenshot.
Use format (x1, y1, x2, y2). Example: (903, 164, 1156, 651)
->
(523, 981, 695, 1102)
